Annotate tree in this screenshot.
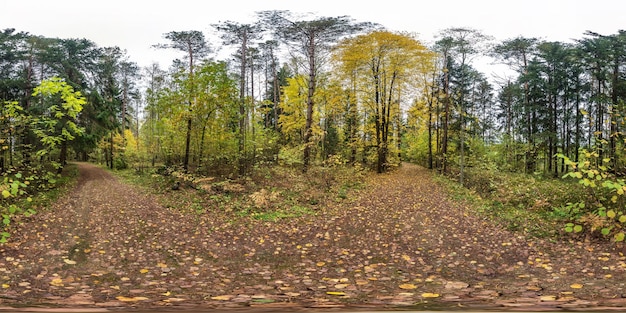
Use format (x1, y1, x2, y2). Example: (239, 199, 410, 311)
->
(213, 21, 263, 175)
(154, 31, 210, 171)
(492, 36, 539, 172)
(434, 27, 491, 182)
(31, 77, 85, 173)
(334, 31, 433, 172)
(258, 10, 373, 171)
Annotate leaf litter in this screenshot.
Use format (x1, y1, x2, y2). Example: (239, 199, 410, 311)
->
(0, 162, 625, 310)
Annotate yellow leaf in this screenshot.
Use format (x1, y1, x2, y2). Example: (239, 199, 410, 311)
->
(316, 262, 326, 267)
(162, 291, 171, 296)
(334, 283, 349, 289)
(63, 259, 77, 265)
(140, 268, 149, 274)
(116, 296, 149, 302)
(211, 295, 232, 301)
(402, 254, 411, 261)
(540, 295, 556, 301)
(50, 278, 64, 287)
(326, 291, 346, 296)
(570, 283, 583, 289)
(421, 292, 440, 298)
(399, 283, 417, 290)
(163, 298, 185, 303)
(2, 284, 9, 289)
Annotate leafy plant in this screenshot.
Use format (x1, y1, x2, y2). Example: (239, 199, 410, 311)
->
(558, 150, 626, 242)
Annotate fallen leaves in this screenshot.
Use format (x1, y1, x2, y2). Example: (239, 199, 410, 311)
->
(211, 295, 233, 301)
(5, 162, 626, 311)
(444, 281, 469, 289)
(116, 296, 149, 302)
(50, 278, 64, 287)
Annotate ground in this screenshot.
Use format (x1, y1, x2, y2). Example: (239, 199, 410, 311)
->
(1, 162, 626, 311)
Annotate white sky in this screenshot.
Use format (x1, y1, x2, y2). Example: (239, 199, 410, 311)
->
(1, 0, 624, 81)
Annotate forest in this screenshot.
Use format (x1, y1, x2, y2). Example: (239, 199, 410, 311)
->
(1, 11, 626, 243)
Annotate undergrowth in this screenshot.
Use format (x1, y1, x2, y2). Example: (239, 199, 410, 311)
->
(112, 163, 366, 223)
(434, 168, 588, 240)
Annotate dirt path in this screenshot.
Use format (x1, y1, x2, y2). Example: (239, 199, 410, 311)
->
(1, 162, 626, 310)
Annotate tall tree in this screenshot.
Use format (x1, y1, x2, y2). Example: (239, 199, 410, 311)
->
(213, 21, 262, 175)
(258, 10, 373, 171)
(334, 31, 433, 172)
(492, 36, 539, 172)
(154, 31, 209, 171)
(435, 27, 491, 182)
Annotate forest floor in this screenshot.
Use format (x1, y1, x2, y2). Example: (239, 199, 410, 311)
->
(2, 162, 626, 311)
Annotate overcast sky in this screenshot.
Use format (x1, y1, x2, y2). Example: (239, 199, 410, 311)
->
(1, 0, 624, 80)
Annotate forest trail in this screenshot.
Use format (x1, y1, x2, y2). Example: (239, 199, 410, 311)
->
(1, 162, 626, 311)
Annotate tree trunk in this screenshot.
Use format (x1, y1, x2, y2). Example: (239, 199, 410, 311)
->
(238, 31, 248, 176)
(302, 35, 316, 172)
(109, 132, 114, 169)
(183, 116, 192, 171)
(58, 141, 67, 174)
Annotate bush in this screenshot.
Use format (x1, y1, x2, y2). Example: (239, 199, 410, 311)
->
(558, 150, 626, 242)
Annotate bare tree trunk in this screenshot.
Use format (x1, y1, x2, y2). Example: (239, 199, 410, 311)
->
(302, 35, 316, 172)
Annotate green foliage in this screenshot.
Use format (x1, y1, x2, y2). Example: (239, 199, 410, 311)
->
(436, 165, 587, 238)
(244, 205, 315, 222)
(558, 150, 626, 241)
(31, 77, 85, 159)
(0, 164, 77, 243)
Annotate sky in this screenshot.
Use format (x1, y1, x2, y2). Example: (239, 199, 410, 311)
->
(1, 0, 624, 81)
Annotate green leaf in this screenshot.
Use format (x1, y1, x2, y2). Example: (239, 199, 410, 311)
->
(601, 228, 611, 236)
(1, 190, 10, 198)
(619, 215, 626, 223)
(607, 210, 617, 218)
(573, 225, 583, 233)
(615, 232, 625, 242)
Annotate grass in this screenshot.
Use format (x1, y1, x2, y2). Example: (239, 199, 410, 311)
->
(247, 205, 315, 221)
(433, 167, 587, 240)
(110, 162, 364, 223)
